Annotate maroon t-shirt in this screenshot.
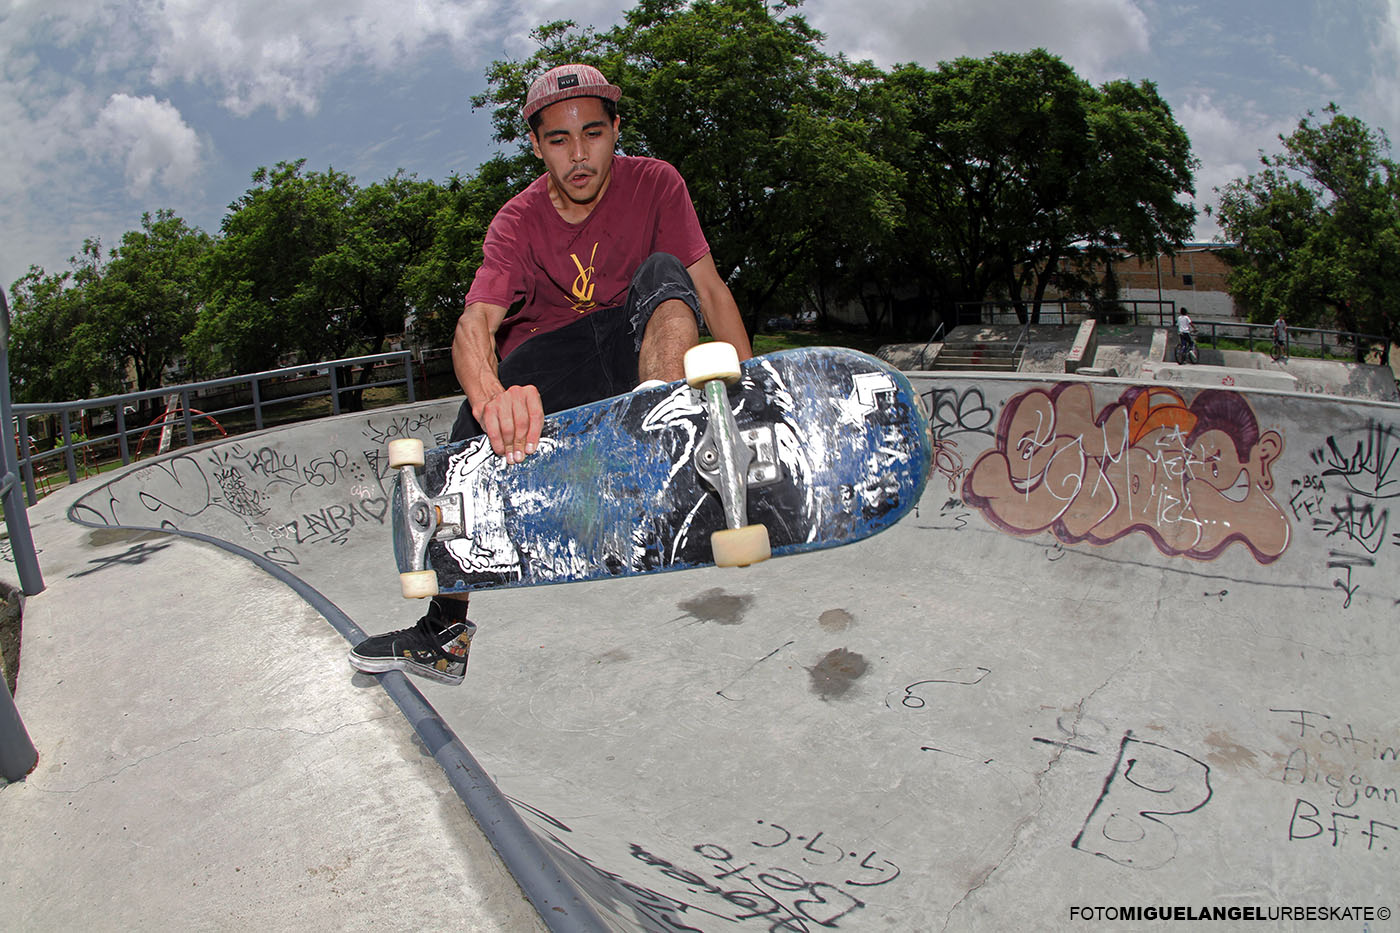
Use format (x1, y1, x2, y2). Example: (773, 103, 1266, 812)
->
(465, 155, 711, 359)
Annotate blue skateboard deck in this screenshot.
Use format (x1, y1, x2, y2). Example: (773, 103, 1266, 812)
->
(391, 346, 931, 594)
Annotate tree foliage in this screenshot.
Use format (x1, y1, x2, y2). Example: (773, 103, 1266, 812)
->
(7, 243, 115, 402)
(8, 214, 210, 405)
(97, 211, 212, 394)
(402, 153, 537, 349)
(1214, 104, 1400, 344)
(193, 160, 359, 375)
(868, 51, 1195, 327)
(190, 160, 514, 396)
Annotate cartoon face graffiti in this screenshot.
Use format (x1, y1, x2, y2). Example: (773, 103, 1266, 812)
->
(441, 437, 524, 578)
(962, 384, 1290, 563)
(1178, 392, 1287, 559)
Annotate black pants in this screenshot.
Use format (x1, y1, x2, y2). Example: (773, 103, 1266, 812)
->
(448, 252, 702, 443)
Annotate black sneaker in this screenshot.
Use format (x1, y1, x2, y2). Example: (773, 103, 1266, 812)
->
(349, 613, 476, 685)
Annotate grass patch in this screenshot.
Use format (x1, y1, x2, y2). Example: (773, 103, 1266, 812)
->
(750, 328, 890, 356)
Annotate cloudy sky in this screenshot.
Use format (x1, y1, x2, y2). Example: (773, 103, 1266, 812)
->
(3, 0, 1398, 293)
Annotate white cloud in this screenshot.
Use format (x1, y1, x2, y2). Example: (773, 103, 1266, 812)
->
(804, 0, 1150, 83)
(143, 0, 501, 117)
(1177, 94, 1296, 239)
(1365, 0, 1400, 140)
(0, 0, 510, 285)
(498, 0, 630, 57)
(90, 93, 204, 195)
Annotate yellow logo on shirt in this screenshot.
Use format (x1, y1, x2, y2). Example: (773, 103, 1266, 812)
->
(570, 243, 598, 312)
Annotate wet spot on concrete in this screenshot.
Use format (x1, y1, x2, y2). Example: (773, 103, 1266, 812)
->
(86, 528, 167, 548)
(819, 608, 854, 633)
(808, 648, 868, 700)
(677, 588, 752, 626)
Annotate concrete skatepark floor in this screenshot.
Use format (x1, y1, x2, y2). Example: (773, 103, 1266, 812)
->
(5, 370, 1399, 931)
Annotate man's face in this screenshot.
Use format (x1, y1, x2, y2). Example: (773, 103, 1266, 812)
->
(529, 97, 620, 210)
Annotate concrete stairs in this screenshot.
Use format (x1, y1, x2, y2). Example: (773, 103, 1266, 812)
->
(928, 339, 1023, 373)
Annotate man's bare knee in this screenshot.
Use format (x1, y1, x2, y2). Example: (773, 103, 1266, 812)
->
(639, 300, 700, 382)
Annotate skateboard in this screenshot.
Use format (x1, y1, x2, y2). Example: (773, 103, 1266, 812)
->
(389, 343, 931, 598)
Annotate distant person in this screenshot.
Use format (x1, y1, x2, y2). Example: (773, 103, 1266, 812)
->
(1272, 315, 1288, 360)
(1176, 308, 1196, 362)
(348, 63, 753, 685)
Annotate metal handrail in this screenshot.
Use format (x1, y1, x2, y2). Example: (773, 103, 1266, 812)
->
(0, 286, 41, 781)
(916, 321, 947, 369)
(1012, 320, 1032, 361)
(1186, 319, 1389, 363)
(965, 298, 1179, 327)
(13, 351, 418, 504)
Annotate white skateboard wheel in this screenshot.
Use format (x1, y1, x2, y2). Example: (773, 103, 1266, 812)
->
(712, 524, 771, 567)
(684, 342, 742, 387)
(400, 570, 439, 599)
(388, 438, 425, 468)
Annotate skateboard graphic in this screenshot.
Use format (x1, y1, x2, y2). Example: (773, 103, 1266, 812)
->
(389, 344, 932, 598)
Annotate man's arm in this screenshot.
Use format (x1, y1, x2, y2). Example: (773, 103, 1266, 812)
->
(452, 301, 543, 463)
(686, 252, 754, 360)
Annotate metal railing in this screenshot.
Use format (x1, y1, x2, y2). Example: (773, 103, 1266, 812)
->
(1, 287, 40, 781)
(916, 321, 946, 369)
(13, 351, 419, 506)
(1011, 320, 1033, 361)
(960, 299, 1390, 364)
(1186, 320, 1390, 364)
(965, 298, 1180, 327)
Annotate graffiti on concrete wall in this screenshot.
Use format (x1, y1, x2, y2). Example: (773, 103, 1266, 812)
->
(1292, 420, 1400, 606)
(921, 385, 996, 493)
(70, 413, 447, 568)
(510, 797, 902, 932)
(1071, 730, 1214, 870)
(1273, 707, 1399, 856)
(962, 384, 1291, 563)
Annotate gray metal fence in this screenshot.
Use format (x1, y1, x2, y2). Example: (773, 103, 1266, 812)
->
(1, 287, 40, 780)
(13, 351, 419, 506)
(963, 300, 1390, 364)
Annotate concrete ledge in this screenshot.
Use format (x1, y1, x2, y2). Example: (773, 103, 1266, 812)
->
(1064, 320, 1097, 373)
(1149, 328, 1168, 362)
(1141, 361, 1300, 391)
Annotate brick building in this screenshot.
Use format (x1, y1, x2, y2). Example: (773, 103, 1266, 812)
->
(1104, 243, 1238, 320)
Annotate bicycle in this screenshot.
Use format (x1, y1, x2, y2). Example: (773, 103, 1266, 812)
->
(1175, 330, 1199, 365)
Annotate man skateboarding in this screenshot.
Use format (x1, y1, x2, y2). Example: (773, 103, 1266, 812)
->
(350, 63, 753, 684)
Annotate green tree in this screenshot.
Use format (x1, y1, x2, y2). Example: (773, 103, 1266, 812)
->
(1214, 104, 1400, 346)
(91, 210, 212, 398)
(402, 154, 537, 349)
(316, 171, 456, 408)
(315, 171, 446, 357)
(6, 243, 116, 403)
(192, 160, 356, 375)
(870, 51, 1196, 327)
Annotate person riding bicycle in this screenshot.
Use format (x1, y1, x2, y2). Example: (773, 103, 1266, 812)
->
(1176, 308, 1196, 361)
